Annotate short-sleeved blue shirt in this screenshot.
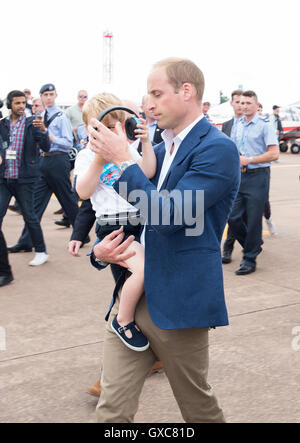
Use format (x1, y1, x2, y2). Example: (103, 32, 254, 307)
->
(233, 114, 278, 169)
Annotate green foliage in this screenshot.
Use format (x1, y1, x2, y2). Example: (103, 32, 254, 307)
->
(219, 90, 229, 104)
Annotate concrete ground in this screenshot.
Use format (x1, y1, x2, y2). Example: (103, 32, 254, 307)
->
(0, 153, 299, 423)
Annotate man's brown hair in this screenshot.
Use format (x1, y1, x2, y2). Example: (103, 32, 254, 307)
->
(153, 58, 205, 102)
(242, 90, 258, 102)
(231, 89, 243, 100)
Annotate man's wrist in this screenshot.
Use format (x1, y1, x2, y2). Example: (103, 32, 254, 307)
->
(248, 156, 254, 164)
(91, 251, 108, 267)
(119, 159, 136, 174)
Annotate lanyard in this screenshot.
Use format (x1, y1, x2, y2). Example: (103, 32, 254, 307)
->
(239, 123, 251, 156)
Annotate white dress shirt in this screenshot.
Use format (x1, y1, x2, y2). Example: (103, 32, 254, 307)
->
(141, 114, 204, 245)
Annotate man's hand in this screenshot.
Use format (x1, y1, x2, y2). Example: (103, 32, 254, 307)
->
(93, 227, 136, 268)
(68, 240, 83, 257)
(0, 155, 2, 165)
(135, 117, 151, 143)
(32, 119, 47, 132)
(88, 119, 131, 167)
(80, 139, 88, 147)
(240, 156, 251, 166)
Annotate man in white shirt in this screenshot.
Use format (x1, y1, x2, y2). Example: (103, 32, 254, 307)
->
(88, 58, 240, 423)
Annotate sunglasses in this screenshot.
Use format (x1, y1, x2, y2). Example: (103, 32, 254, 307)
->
(79, 95, 88, 98)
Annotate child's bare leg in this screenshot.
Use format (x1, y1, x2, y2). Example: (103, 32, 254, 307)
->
(117, 241, 145, 339)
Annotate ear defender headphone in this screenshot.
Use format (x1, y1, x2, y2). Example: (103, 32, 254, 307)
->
(97, 106, 141, 141)
(6, 94, 12, 110)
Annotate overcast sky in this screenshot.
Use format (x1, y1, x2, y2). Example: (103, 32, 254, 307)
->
(1, 0, 299, 112)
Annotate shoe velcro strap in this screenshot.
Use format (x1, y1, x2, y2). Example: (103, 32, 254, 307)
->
(117, 322, 136, 335)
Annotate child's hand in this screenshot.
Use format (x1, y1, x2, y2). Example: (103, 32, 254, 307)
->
(135, 118, 150, 143)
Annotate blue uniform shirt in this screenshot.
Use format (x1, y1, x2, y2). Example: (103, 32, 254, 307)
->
(234, 114, 278, 169)
(45, 105, 73, 153)
(230, 117, 240, 140)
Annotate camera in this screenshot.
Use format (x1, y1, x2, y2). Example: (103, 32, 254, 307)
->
(34, 110, 42, 121)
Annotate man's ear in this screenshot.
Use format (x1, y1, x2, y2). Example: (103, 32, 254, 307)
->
(182, 83, 195, 101)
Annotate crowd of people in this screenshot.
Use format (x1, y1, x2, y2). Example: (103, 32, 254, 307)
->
(0, 58, 282, 422)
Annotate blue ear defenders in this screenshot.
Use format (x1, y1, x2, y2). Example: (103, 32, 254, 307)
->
(97, 106, 141, 141)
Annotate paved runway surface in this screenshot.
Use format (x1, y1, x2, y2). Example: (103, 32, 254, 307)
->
(1, 153, 300, 423)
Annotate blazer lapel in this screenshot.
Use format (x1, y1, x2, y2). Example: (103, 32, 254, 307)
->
(160, 117, 211, 190)
(151, 143, 166, 187)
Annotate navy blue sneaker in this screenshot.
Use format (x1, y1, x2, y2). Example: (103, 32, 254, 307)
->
(111, 315, 149, 352)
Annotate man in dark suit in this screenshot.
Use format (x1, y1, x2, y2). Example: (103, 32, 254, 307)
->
(0, 90, 50, 267)
(221, 89, 243, 137)
(221, 90, 244, 264)
(88, 58, 240, 423)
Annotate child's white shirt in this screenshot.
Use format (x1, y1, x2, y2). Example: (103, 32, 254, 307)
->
(74, 142, 141, 217)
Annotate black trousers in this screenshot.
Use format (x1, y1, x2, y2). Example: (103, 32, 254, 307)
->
(0, 180, 46, 252)
(16, 154, 79, 248)
(228, 168, 270, 265)
(0, 229, 12, 277)
(223, 200, 271, 254)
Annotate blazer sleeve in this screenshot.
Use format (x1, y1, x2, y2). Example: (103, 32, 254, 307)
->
(0, 133, 3, 157)
(70, 199, 96, 242)
(33, 126, 51, 152)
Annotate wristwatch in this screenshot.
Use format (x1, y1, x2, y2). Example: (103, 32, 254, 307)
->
(119, 160, 136, 175)
(91, 252, 107, 267)
(248, 156, 254, 164)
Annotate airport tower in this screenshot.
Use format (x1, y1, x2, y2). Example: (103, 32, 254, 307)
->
(103, 31, 113, 85)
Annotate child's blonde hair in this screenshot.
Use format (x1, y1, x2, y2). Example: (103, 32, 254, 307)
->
(82, 92, 126, 127)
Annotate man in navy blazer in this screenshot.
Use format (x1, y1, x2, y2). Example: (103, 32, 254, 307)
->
(89, 58, 240, 423)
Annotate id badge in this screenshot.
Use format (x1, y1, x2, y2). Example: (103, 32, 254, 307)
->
(6, 149, 17, 160)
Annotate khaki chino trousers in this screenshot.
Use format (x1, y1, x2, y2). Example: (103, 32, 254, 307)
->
(96, 295, 225, 423)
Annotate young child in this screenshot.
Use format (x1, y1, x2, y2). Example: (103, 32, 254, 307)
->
(75, 93, 157, 352)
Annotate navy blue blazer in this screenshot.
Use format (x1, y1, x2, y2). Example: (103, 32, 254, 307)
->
(113, 117, 240, 330)
(0, 116, 50, 183)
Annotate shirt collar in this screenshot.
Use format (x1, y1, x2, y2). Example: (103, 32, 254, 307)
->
(241, 113, 259, 126)
(9, 113, 26, 125)
(46, 104, 59, 116)
(162, 114, 204, 154)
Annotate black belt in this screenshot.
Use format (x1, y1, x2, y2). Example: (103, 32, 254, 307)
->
(40, 151, 66, 157)
(241, 167, 269, 174)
